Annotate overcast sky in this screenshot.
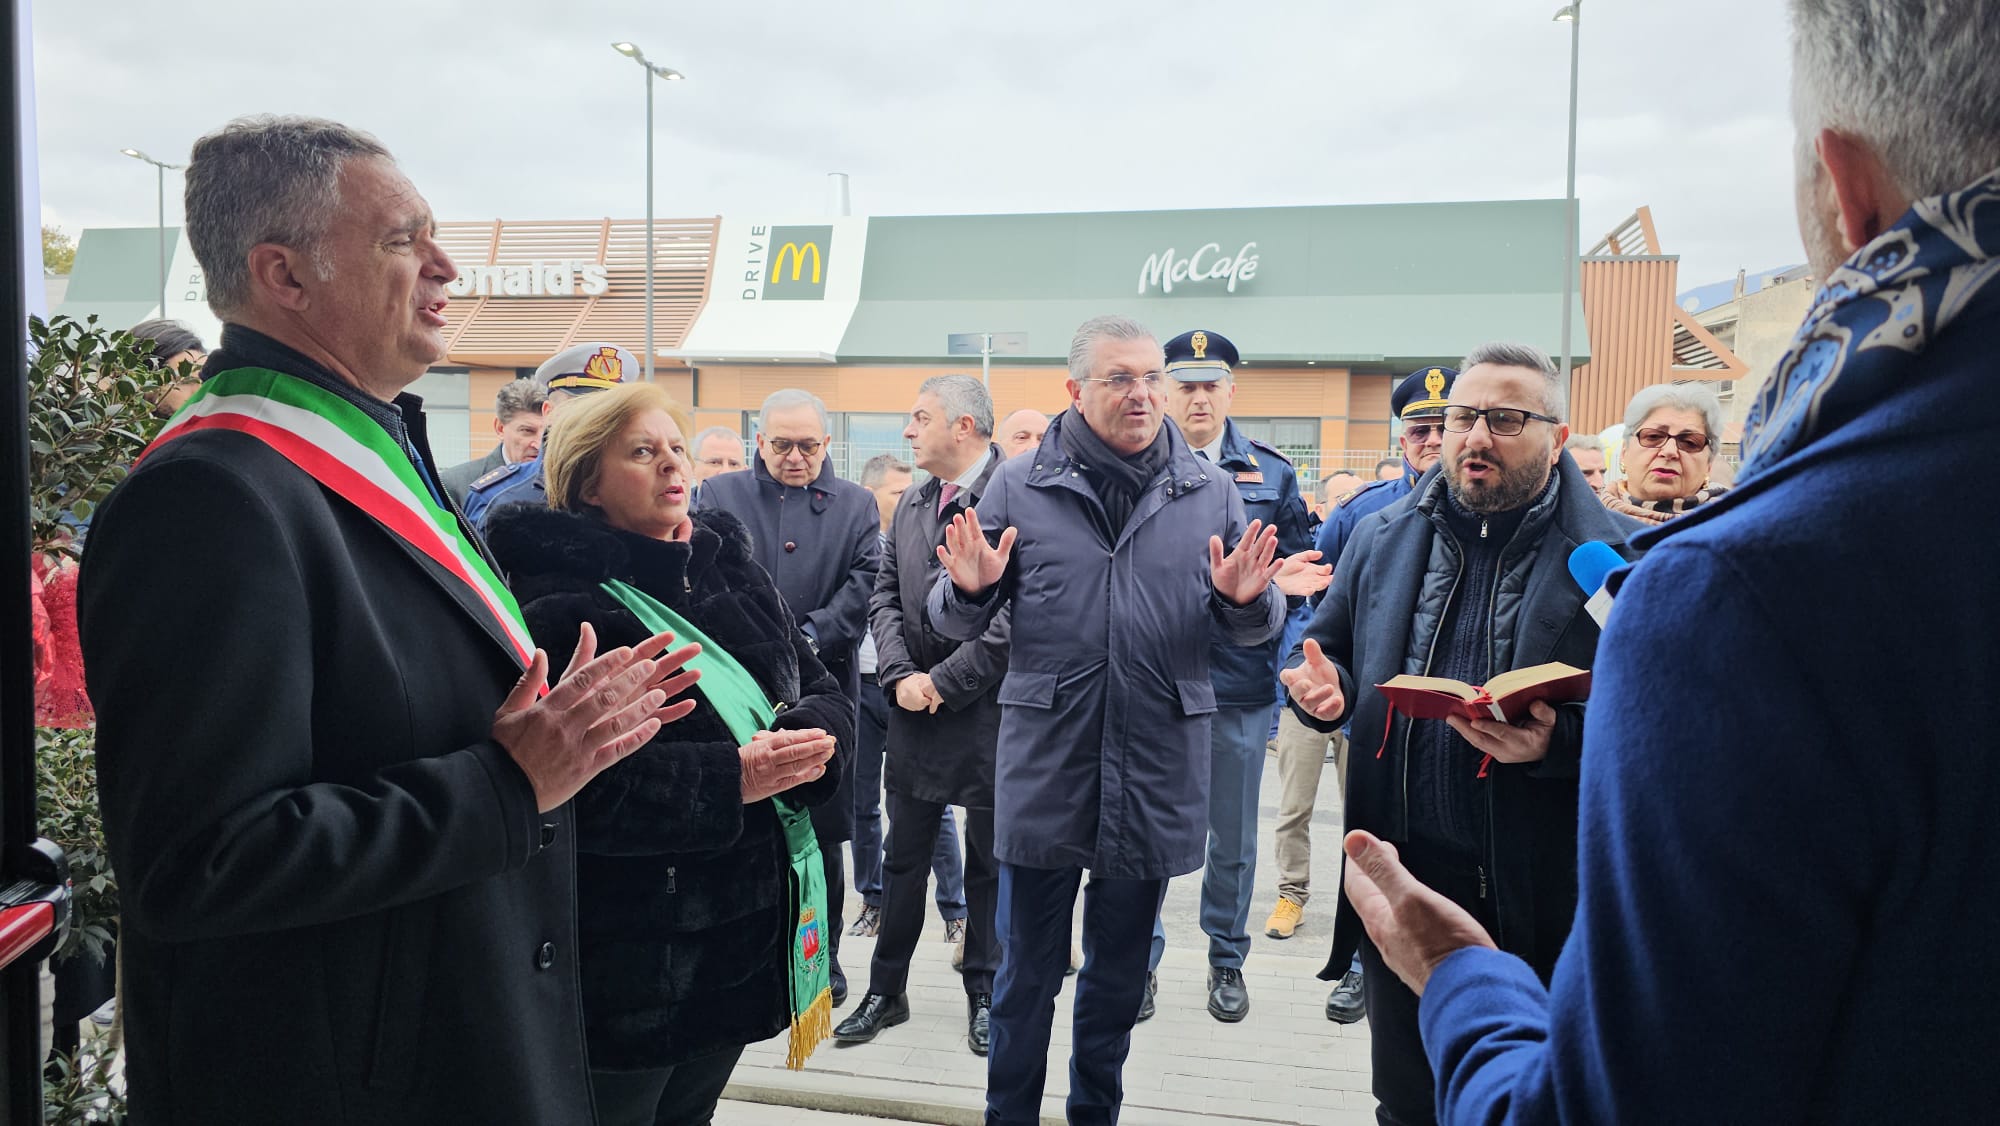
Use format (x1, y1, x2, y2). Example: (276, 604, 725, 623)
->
(33, 0, 1803, 290)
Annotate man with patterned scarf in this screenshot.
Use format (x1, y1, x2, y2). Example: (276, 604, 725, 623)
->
(1335, 3, 2000, 1123)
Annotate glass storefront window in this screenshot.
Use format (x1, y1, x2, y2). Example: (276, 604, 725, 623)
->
(411, 368, 472, 466)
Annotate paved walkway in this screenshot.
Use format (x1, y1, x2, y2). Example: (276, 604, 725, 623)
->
(725, 739, 1378, 1125)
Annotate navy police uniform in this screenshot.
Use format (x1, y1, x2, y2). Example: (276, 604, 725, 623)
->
(1311, 366, 1459, 585)
(464, 342, 637, 530)
(1146, 330, 1313, 1014)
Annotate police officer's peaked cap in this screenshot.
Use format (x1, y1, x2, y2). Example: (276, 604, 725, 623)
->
(1163, 329, 1240, 380)
(1391, 366, 1458, 420)
(534, 342, 639, 394)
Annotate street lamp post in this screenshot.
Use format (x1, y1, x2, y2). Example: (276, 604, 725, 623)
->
(611, 42, 685, 382)
(1551, 4, 1582, 404)
(119, 148, 184, 317)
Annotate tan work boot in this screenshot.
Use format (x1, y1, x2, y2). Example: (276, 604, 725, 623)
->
(1265, 898, 1304, 939)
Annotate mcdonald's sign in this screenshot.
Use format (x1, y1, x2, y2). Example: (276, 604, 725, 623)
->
(762, 225, 833, 301)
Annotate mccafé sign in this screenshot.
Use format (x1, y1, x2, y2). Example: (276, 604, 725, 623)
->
(1137, 241, 1260, 295)
(446, 260, 611, 298)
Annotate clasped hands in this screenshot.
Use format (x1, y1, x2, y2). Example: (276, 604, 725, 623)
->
(894, 671, 944, 714)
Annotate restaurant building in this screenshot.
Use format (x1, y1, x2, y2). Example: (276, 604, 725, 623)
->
(57, 199, 1740, 479)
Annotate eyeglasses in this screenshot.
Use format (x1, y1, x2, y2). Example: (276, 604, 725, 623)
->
(1081, 372, 1165, 393)
(1401, 423, 1442, 442)
(1632, 427, 1711, 453)
(1441, 405, 1561, 437)
(765, 438, 822, 457)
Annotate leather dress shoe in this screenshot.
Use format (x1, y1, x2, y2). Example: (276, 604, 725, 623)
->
(1136, 971, 1157, 1022)
(967, 992, 992, 1056)
(833, 992, 909, 1043)
(1325, 968, 1365, 1024)
(830, 960, 848, 1007)
(1207, 966, 1250, 1023)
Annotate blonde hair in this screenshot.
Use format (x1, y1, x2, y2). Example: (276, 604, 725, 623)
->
(543, 383, 694, 515)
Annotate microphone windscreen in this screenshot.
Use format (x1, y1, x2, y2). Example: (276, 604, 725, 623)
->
(1568, 540, 1625, 595)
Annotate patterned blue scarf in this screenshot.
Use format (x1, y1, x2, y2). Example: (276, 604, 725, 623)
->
(1740, 166, 2000, 481)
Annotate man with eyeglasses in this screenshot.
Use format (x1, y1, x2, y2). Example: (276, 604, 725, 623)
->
(1267, 366, 1457, 1020)
(927, 315, 1302, 1125)
(1280, 342, 1641, 1126)
(689, 425, 747, 491)
(695, 387, 880, 1003)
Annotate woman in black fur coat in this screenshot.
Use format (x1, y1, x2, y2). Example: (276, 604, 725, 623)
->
(486, 382, 849, 1126)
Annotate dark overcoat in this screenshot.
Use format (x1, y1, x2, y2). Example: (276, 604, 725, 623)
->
(695, 457, 879, 841)
(927, 413, 1286, 879)
(869, 444, 1010, 808)
(80, 410, 593, 1124)
(486, 505, 850, 1071)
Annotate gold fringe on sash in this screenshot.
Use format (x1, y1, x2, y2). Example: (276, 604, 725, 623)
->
(785, 986, 833, 1069)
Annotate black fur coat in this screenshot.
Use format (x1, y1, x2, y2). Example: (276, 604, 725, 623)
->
(487, 505, 851, 1071)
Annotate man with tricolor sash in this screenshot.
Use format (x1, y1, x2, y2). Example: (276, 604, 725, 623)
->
(77, 115, 699, 1126)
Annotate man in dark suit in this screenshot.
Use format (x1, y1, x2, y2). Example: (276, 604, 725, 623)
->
(78, 115, 694, 1125)
(694, 388, 881, 1002)
(438, 377, 545, 507)
(836, 375, 1008, 1056)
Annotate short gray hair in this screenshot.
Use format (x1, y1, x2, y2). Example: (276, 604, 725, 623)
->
(1621, 383, 1724, 444)
(918, 374, 995, 438)
(759, 389, 830, 434)
(1459, 341, 1566, 421)
(1791, 1, 2000, 201)
(859, 453, 912, 489)
(185, 116, 393, 319)
(693, 425, 743, 450)
(1563, 434, 1606, 453)
(1067, 315, 1156, 381)
(493, 378, 546, 424)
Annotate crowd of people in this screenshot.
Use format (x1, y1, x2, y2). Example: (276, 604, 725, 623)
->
(60, 2, 2000, 1123)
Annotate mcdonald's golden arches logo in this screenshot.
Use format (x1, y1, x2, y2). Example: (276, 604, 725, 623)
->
(761, 225, 834, 301)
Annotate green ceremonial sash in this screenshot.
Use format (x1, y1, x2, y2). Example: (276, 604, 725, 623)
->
(598, 578, 831, 1068)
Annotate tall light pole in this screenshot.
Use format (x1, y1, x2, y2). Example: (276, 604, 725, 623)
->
(611, 42, 685, 382)
(119, 148, 184, 317)
(1551, 4, 1582, 405)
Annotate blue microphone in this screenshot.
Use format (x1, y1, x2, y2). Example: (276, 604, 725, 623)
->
(1568, 541, 1625, 627)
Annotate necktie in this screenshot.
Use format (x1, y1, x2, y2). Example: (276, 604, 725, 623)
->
(1197, 449, 1212, 462)
(938, 482, 960, 516)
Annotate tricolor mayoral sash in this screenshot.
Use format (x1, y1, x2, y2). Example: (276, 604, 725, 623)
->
(140, 366, 535, 668)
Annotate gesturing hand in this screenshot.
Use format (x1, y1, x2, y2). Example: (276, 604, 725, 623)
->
(1209, 519, 1283, 606)
(936, 507, 1017, 596)
(1280, 637, 1346, 720)
(1342, 831, 1496, 996)
(1274, 549, 1333, 598)
(492, 623, 705, 813)
(894, 672, 943, 714)
(740, 728, 838, 804)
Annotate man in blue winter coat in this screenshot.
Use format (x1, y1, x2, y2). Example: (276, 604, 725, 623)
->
(1145, 328, 1320, 1025)
(1332, 3, 2000, 1123)
(928, 315, 1291, 1126)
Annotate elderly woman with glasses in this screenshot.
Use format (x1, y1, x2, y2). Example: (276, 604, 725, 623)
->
(1602, 384, 1731, 523)
(486, 382, 851, 1126)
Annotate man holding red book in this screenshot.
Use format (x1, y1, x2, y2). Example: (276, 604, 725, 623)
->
(1280, 344, 1640, 1126)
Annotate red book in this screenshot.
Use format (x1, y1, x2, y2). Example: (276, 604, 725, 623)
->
(1376, 662, 1591, 724)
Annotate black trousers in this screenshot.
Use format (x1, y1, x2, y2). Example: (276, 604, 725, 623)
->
(1357, 842, 1498, 1126)
(868, 794, 998, 996)
(589, 1044, 746, 1126)
(822, 842, 845, 982)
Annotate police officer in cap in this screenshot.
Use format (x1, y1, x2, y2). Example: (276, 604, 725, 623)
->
(1143, 328, 1323, 1024)
(1289, 363, 1456, 1025)
(462, 341, 637, 529)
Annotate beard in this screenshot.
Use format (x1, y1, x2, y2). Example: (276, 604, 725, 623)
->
(1447, 447, 1552, 514)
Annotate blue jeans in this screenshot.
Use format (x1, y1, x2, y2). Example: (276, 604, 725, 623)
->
(987, 864, 1165, 1126)
(1150, 705, 1267, 971)
(852, 676, 968, 918)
